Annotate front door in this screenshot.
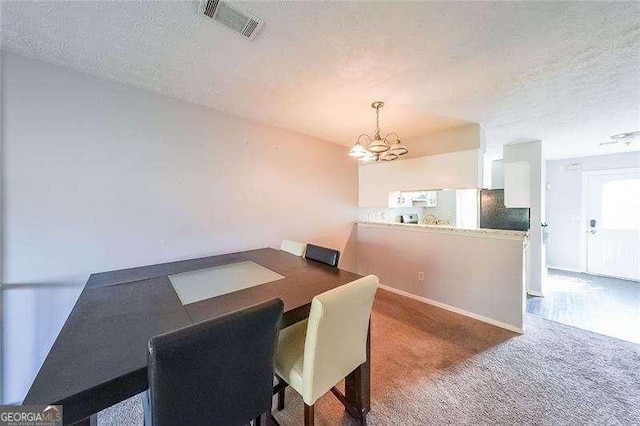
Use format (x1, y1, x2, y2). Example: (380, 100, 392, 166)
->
(586, 169, 640, 281)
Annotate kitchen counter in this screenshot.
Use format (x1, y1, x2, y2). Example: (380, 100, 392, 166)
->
(356, 221, 528, 240)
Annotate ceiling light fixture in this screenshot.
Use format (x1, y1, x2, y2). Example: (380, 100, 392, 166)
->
(599, 131, 640, 146)
(349, 101, 408, 162)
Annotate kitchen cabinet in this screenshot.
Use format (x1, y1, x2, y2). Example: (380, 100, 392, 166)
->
(504, 161, 531, 208)
(388, 191, 413, 207)
(413, 191, 437, 207)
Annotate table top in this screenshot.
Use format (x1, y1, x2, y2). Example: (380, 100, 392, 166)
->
(169, 261, 286, 304)
(24, 248, 361, 424)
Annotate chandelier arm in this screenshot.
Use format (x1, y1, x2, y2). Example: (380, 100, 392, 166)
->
(384, 132, 401, 143)
(357, 134, 373, 144)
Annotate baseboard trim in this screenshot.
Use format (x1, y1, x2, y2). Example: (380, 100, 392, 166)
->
(547, 265, 583, 274)
(527, 290, 544, 297)
(378, 284, 524, 334)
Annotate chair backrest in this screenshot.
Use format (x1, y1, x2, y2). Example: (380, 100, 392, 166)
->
(304, 244, 340, 268)
(302, 275, 378, 405)
(280, 239, 307, 257)
(148, 298, 283, 426)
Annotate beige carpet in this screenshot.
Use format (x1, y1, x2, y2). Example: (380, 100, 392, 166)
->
(99, 289, 640, 425)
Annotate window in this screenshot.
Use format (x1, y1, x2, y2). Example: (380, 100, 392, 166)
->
(601, 179, 640, 230)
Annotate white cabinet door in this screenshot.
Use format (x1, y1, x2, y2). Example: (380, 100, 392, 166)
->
(504, 161, 531, 207)
(425, 191, 437, 207)
(414, 191, 437, 206)
(388, 191, 412, 207)
(388, 191, 401, 208)
(399, 192, 414, 207)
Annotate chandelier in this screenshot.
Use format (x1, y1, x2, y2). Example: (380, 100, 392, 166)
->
(348, 101, 408, 162)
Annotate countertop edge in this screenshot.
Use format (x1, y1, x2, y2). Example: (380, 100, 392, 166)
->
(356, 221, 528, 240)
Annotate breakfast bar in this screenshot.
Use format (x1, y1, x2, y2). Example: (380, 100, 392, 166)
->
(356, 221, 528, 332)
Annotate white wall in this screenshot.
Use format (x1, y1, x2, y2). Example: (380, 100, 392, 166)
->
(403, 123, 483, 159)
(358, 123, 486, 208)
(503, 141, 545, 295)
(546, 152, 640, 271)
(491, 159, 504, 189)
(359, 149, 484, 207)
(1, 52, 358, 403)
(357, 224, 525, 332)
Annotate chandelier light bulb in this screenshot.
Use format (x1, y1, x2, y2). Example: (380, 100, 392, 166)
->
(349, 142, 368, 158)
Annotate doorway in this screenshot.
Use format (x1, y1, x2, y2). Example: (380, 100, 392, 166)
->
(530, 160, 640, 344)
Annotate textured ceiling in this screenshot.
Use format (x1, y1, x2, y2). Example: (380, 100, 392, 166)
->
(2, 1, 639, 159)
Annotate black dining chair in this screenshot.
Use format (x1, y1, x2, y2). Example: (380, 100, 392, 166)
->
(147, 298, 283, 426)
(304, 244, 340, 268)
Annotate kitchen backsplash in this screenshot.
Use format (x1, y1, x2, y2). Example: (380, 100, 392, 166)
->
(358, 206, 428, 223)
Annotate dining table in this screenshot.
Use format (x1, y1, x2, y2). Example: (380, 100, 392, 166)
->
(23, 247, 370, 425)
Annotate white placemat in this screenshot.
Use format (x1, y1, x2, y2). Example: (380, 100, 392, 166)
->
(169, 261, 285, 305)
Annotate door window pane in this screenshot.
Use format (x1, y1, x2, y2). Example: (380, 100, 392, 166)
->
(601, 178, 640, 230)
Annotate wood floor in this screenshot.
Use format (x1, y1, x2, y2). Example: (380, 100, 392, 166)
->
(527, 269, 640, 344)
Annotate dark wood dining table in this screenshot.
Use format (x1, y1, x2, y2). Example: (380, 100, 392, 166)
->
(23, 248, 369, 425)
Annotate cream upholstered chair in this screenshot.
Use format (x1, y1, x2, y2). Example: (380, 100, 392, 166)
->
(274, 275, 378, 426)
(280, 240, 307, 257)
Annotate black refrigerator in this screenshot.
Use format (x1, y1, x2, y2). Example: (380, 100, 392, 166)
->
(480, 189, 530, 231)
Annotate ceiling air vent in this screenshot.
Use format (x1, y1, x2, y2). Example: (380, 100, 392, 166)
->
(200, 0, 264, 41)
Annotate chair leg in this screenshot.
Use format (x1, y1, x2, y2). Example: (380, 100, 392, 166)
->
(252, 412, 279, 426)
(359, 408, 368, 426)
(277, 388, 285, 411)
(304, 403, 314, 426)
(274, 376, 287, 411)
(330, 386, 368, 425)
